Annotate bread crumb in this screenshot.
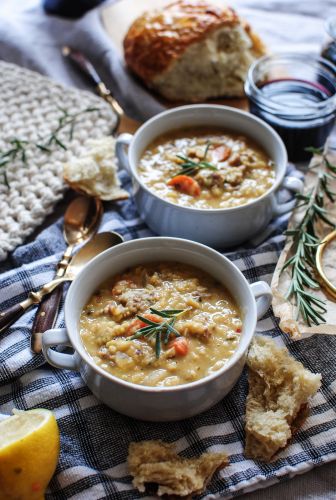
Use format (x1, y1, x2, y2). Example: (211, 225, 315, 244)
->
(63, 136, 129, 201)
(128, 440, 228, 497)
(245, 336, 321, 462)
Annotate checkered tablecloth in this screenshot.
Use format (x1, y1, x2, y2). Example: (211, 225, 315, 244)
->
(1, 165, 336, 499)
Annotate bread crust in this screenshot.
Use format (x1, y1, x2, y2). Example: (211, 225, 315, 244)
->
(124, 0, 263, 85)
(245, 336, 321, 462)
(128, 440, 228, 497)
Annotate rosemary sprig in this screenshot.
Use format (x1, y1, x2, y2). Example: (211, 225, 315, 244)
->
(173, 142, 218, 177)
(282, 146, 336, 325)
(0, 106, 99, 188)
(0, 138, 30, 187)
(127, 307, 186, 358)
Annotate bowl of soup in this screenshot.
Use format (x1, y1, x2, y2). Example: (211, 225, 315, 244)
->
(116, 105, 302, 248)
(42, 237, 272, 421)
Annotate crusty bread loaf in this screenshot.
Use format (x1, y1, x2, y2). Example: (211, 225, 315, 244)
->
(63, 136, 129, 201)
(245, 336, 321, 462)
(128, 440, 228, 497)
(123, 0, 265, 102)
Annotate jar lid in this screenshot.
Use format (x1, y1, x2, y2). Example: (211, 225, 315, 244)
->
(326, 17, 336, 41)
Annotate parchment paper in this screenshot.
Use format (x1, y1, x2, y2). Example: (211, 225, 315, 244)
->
(271, 150, 336, 337)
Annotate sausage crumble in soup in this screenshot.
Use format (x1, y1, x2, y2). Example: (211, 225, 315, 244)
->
(138, 128, 275, 209)
(80, 263, 242, 387)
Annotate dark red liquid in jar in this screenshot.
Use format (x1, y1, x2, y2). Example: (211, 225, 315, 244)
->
(248, 78, 336, 162)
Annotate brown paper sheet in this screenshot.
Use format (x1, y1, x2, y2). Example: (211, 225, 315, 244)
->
(271, 150, 336, 337)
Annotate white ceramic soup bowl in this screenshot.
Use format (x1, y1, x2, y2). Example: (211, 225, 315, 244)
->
(116, 104, 302, 248)
(42, 237, 272, 422)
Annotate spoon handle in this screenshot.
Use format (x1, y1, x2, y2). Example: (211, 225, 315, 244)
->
(30, 243, 73, 353)
(0, 278, 66, 335)
(30, 285, 64, 353)
(0, 299, 33, 333)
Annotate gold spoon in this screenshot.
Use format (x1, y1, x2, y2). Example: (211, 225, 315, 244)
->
(29, 231, 123, 300)
(316, 229, 336, 300)
(0, 232, 123, 335)
(31, 195, 102, 352)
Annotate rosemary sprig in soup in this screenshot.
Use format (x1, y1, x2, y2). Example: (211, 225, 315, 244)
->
(173, 142, 218, 177)
(80, 262, 242, 386)
(138, 128, 274, 207)
(127, 308, 187, 358)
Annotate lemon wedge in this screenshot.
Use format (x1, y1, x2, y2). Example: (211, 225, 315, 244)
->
(0, 408, 60, 499)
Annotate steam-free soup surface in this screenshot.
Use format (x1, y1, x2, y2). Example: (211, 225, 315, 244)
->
(138, 127, 275, 209)
(80, 262, 242, 387)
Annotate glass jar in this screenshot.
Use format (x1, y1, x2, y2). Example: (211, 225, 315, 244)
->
(43, 0, 106, 18)
(321, 17, 336, 66)
(245, 53, 336, 163)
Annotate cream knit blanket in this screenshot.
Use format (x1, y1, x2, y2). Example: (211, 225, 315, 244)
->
(0, 62, 117, 261)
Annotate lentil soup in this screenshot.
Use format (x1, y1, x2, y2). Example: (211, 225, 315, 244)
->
(80, 262, 242, 387)
(138, 127, 275, 209)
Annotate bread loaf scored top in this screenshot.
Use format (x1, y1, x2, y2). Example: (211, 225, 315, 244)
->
(123, 0, 266, 102)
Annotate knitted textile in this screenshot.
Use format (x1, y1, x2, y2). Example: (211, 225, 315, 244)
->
(0, 62, 116, 260)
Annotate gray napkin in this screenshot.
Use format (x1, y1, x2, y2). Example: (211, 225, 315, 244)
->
(0, 0, 163, 121)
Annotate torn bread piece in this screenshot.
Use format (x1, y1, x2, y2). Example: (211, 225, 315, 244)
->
(245, 336, 321, 462)
(128, 440, 228, 497)
(63, 136, 129, 201)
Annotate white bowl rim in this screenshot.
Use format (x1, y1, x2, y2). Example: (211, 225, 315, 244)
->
(65, 236, 258, 393)
(127, 104, 288, 214)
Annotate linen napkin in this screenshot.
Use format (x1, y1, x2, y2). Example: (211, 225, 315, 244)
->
(1, 165, 336, 499)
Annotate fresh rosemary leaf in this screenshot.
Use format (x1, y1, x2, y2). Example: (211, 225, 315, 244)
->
(2, 149, 16, 158)
(159, 308, 185, 315)
(129, 329, 150, 340)
(36, 144, 51, 153)
(54, 137, 67, 150)
(305, 146, 323, 155)
(176, 154, 197, 164)
(199, 161, 217, 169)
(203, 141, 211, 160)
(155, 331, 161, 358)
(166, 322, 181, 337)
(68, 122, 74, 141)
(281, 147, 336, 325)
(136, 325, 156, 335)
(84, 107, 100, 113)
(127, 309, 185, 358)
(163, 328, 171, 345)
(172, 142, 218, 179)
(0, 107, 101, 188)
(281, 255, 295, 272)
(175, 167, 196, 176)
(149, 307, 184, 318)
(136, 315, 159, 326)
(3, 171, 9, 188)
(284, 229, 299, 236)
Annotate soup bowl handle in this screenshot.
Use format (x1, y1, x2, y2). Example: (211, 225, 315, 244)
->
(272, 176, 304, 216)
(250, 281, 272, 320)
(42, 328, 78, 370)
(115, 133, 133, 174)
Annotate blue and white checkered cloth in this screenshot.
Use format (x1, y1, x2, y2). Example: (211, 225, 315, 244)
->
(1, 165, 336, 499)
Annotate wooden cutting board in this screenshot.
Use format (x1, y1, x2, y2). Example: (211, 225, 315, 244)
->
(101, 0, 248, 134)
